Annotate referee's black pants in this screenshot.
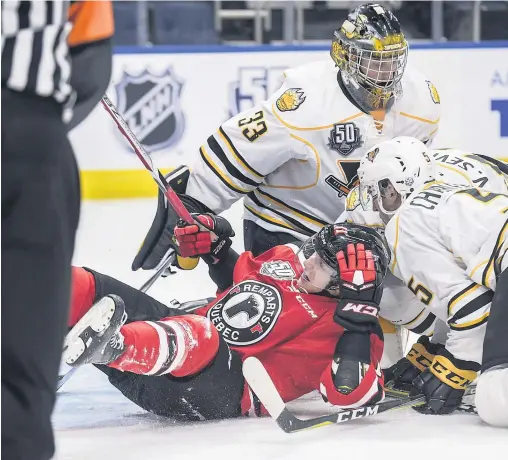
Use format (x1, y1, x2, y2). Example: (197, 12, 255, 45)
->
(1, 90, 80, 460)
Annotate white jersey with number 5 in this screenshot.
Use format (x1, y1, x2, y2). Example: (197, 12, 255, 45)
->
(336, 151, 508, 341)
(385, 183, 508, 364)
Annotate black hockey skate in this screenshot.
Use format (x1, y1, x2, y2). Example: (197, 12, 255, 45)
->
(63, 294, 127, 367)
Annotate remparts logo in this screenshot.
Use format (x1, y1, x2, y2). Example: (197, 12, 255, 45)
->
(207, 280, 282, 346)
(115, 68, 185, 153)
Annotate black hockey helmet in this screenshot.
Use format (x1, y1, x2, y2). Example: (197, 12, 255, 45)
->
(330, 3, 408, 111)
(298, 222, 390, 293)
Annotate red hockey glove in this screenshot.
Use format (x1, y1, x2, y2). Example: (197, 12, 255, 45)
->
(173, 213, 234, 260)
(334, 243, 383, 333)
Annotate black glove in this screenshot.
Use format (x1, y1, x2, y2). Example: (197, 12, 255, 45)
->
(333, 243, 384, 333)
(320, 331, 384, 408)
(386, 336, 444, 392)
(411, 349, 479, 415)
(174, 213, 235, 262)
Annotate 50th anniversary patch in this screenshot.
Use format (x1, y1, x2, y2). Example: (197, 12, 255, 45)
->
(207, 280, 282, 346)
(114, 67, 185, 153)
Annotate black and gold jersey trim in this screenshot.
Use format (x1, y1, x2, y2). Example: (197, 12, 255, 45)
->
(219, 126, 265, 178)
(247, 192, 315, 236)
(256, 189, 329, 227)
(244, 204, 296, 231)
(199, 147, 250, 195)
(449, 290, 493, 325)
(483, 219, 508, 287)
(207, 135, 260, 187)
(410, 312, 437, 335)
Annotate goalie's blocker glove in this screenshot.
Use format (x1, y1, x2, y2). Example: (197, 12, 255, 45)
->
(132, 166, 212, 272)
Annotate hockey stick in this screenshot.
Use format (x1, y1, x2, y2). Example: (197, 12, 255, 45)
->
(100, 94, 219, 263)
(101, 95, 194, 225)
(57, 255, 174, 391)
(242, 357, 426, 434)
(384, 382, 478, 414)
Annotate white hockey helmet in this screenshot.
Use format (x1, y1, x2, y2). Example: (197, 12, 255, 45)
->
(357, 137, 435, 219)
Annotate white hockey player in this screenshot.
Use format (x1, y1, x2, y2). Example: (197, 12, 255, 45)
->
(132, 3, 441, 275)
(356, 138, 508, 425)
(336, 139, 508, 359)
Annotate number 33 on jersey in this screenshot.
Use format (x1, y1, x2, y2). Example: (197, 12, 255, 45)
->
(186, 59, 441, 241)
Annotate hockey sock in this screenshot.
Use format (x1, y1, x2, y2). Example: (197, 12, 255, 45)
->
(69, 266, 96, 327)
(109, 314, 220, 377)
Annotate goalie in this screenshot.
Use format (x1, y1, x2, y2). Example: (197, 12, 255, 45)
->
(65, 223, 390, 421)
(133, 2, 440, 271)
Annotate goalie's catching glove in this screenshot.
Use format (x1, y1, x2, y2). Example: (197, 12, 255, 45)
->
(411, 349, 479, 415)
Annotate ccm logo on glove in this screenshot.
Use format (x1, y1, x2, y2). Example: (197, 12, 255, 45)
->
(342, 302, 379, 317)
(430, 356, 476, 389)
(407, 345, 433, 372)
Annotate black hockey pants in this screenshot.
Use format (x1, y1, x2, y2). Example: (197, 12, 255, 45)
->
(85, 268, 246, 421)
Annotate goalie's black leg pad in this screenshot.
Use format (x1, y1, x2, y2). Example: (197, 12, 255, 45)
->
(482, 268, 508, 371)
(243, 220, 301, 257)
(95, 336, 245, 421)
(84, 268, 181, 322)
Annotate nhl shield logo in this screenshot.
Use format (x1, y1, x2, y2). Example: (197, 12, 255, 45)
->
(115, 68, 185, 153)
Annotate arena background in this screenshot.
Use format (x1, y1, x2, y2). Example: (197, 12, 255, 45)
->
(69, 1, 508, 199)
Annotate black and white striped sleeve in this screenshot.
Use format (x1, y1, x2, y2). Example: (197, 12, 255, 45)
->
(1, 1, 74, 119)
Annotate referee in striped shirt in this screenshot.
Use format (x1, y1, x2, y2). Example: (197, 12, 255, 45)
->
(2, 2, 79, 459)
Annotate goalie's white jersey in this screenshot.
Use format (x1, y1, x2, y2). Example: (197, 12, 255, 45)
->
(186, 59, 441, 240)
(385, 183, 508, 364)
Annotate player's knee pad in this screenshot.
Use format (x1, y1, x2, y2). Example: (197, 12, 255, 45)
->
(476, 367, 508, 428)
(113, 315, 219, 378)
(319, 359, 384, 409)
(159, 315, 220, 377)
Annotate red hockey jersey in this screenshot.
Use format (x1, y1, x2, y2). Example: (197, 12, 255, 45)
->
(195, 244, 347, 413)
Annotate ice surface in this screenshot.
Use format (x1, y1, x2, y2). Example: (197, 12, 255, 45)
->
(53, 200, 507, 460)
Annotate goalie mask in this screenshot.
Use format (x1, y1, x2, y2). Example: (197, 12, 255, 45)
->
(358, 137, 436, 222)
(330, 3, 408, 112)
(296, 223, 390, 296)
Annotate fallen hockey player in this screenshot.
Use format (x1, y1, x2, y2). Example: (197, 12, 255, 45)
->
(64, 222, 390, 421)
